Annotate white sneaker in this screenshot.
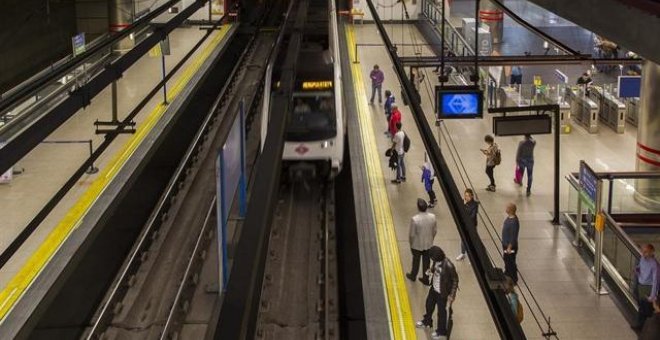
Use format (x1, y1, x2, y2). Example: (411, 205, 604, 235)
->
(415, 320, 431, 328)
(431, 332, 447, 339)
(456, 253, 466, 261)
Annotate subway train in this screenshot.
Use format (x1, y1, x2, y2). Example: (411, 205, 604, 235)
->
(260, 0, 344, 178)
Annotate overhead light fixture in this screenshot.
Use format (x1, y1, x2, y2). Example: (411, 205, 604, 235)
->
(168, 7, 179, 13)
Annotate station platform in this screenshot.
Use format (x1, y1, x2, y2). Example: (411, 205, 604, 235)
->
(0, 24, 232, 295)
(344, 21, 638, 339)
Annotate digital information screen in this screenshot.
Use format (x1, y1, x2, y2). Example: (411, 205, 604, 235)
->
(493, 115, 552, 136)
(617, 76, 641, 98)
(436, 86, 483, 119)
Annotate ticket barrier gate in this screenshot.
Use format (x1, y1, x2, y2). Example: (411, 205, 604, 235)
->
(589, 87, 626, 134)
(498, 86, 572, 134)
(497, 86, 530, 108)
(625, 98, 639, 127)
(567, 87, 598, 133)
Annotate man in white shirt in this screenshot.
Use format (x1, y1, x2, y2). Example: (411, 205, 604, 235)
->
(406, 199, 437, 285)
(391, 122, 406, 184)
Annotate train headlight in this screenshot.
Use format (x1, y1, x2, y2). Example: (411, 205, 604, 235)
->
(321, 140, 333, 148)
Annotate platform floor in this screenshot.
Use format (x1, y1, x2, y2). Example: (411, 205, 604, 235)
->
(0, 26, 228, 288)
(351, 22, 637, 339)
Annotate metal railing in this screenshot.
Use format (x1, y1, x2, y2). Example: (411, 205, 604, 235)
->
(564, 172, 660, 311)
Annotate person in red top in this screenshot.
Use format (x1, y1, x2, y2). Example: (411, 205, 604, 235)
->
(389, 104, 401, 137)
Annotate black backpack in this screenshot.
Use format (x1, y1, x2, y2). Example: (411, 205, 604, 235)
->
(403, 133, 411, 153)
(493, 148, 501, 166)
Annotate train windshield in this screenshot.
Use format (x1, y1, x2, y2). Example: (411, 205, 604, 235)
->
(286, 93, 336, 142)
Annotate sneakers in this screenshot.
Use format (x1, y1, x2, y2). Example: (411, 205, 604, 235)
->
(405, 273, 416, 282)
(391, 179, 401, 184)
(419, 277, 431, 286)
(401, 177, 407, 182)
(431, 332, 447, 339)
(415, 320, 431, 329)
(486, 185, 496, 192)
(428, 202, 435, 208)
(526, 190, 531, 197)
(456, 253, 466, 261)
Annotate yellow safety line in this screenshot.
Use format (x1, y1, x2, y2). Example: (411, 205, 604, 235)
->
(0, 25, 233, 321)
(346, 26, 416, 340)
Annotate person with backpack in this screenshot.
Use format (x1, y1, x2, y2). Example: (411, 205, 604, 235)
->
(421, 155, 437, 207)
(515, 134, 536, 196)
(504, 275, 524, 323)
(481, 134, 500, 192)
(391, 122, 408, 184)
(456, 188, 479, 261)
(406, 198, 437, 285)
(416, 246, 459, 340)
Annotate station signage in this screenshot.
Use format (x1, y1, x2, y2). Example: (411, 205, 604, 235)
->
(579, 160, 598, 206)
(435, 86, 483, 119)
(493, 114, 552, 136)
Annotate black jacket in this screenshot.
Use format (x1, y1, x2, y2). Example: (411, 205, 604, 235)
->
(430, 259, 459, 299)
(464, 200, 479, 228)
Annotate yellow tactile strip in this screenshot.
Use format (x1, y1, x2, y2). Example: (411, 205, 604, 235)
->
(346, 25, 416, 340)
(0, 25, 232, 321)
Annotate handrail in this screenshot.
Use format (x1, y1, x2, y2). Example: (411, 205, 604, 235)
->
(603, 212, 643, 259)
(570, 171, 660, 180)
(0, 0, 203, 115)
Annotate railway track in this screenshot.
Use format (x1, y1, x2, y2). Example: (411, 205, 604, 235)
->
(255, 180, 338, 340)
(82, 8, 287, 339)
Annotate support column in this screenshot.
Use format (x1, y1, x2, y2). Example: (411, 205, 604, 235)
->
(635, 60, 660, 208)
(108, 0, 135, 51)
(479, 0, 503, 44)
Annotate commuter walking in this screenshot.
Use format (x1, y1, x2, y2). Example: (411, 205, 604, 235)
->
(421, 156, 437, 207)
(502, 203, 520, 284)
(633, 244, 660, 331)
(388, 104, 402, 137)
(406, 198, 437, 285)
(456, 188, 479, 261)
(369, 64, 384, 104)
(391, 122, 406, 184)
(640, 296, 660, 340)
(416, 246, 459, 340)
(510, 66, 523, 86)
(480, 135, 500, 192)
(576, 72, 593, 95)
(410, 67, 424, 102)
(515, 134, 536, 196)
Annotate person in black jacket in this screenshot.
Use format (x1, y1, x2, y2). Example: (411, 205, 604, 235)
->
(456, 188, 479, 261)
(416, 246, 459, 339)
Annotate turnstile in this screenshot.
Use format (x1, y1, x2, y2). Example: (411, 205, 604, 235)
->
(625, 98, 639, 126)
(589, 87, 626, 133)
(567, 87, 598, 133)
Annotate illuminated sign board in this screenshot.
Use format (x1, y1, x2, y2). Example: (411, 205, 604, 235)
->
(302, 81, 333, 90)
(435, 86, 483, 119)
(493, 115, 552, 136)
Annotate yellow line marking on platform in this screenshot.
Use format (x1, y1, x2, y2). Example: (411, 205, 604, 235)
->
(0, 25, 232, 321)
(346, 25, 416, 340)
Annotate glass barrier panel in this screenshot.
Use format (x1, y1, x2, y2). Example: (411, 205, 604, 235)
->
(609, 177, 660, 214)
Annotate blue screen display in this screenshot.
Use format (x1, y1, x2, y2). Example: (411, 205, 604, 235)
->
(618, 76, 641, 98)
(441, 93, 480, 116)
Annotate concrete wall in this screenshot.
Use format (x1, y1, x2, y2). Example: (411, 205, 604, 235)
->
(76, 0, 108, 39)
(528, 0, 660, 64)
(0, 0, 77, 94)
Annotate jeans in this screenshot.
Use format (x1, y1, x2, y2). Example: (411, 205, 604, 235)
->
(370, 84, 382, 103)
(519, 159, 534, 192)
(503, 247, 518, 284)
(410, 248, 430, 280)
(423, 289, 448, 335)
(397, 153, 406, 180)
(637, 284, 653, 327)
(485, 165, 496, 187)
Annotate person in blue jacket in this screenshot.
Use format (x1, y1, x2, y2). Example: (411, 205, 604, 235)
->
(421, 155, 437, 207)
